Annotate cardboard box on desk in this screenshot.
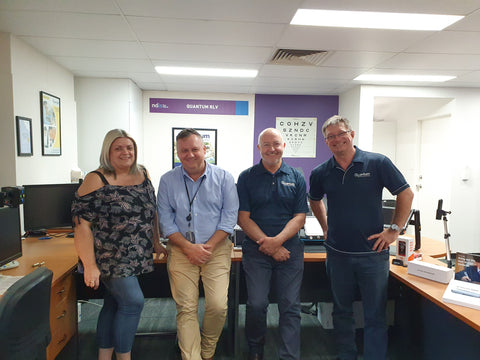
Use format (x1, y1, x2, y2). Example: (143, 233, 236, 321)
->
(407, 259, 454, 284)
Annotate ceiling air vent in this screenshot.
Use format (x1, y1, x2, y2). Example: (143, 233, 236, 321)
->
(268, 49, 330, 66)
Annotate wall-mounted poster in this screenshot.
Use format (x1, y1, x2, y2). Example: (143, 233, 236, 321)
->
(40, 91, 61, 156)
(172, 128, 217, 168)
(16, 116, 33, 156)
(276, 117, 317, 158)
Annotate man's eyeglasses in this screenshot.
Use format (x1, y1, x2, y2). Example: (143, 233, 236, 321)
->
(325, 130, 351, 141)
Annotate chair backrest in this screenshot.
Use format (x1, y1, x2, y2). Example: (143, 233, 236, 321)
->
(0, 266, 53, 360)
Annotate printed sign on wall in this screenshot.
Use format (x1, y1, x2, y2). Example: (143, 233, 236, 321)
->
(150, 98, 248, 115)
(276, 117, 317, 158)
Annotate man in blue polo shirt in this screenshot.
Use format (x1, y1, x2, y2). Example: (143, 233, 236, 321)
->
(309, 115, 414, 360)
(237, 128, 308, 360)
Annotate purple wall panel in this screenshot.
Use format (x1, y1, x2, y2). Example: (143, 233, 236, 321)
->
(253, 94, 339, 189)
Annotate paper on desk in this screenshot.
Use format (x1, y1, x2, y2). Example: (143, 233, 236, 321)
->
(304, 216, 323, 237)
(0, 274, 24, 295)
(442, 279, 480, 311)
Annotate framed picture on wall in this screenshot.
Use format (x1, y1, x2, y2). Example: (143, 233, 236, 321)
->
(172, 128, 217, 168)
(40, 91, 61, 156)
(15, 116, 33, 156)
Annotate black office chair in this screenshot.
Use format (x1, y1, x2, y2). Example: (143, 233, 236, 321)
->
(0, 267, 53, 360)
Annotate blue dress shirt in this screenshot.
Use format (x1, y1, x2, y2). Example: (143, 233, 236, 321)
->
(157, 163, 239, 244)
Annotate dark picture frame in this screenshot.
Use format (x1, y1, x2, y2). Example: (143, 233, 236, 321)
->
(40, 91, 61, 156)
(15, 116, 33, 156)
(172, 128, 217, 168)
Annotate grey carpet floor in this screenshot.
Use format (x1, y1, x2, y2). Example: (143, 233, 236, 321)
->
(57, 298, 343, 359)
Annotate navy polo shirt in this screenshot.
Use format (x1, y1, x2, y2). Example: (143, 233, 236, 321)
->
(237, 160, 308, 240)
(309, 147, 409, 253)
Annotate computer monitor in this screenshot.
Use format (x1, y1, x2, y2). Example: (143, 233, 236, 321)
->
(382, 199, 396, 227)
(0, 206, 22, 268)
(23, 183, 80, 234)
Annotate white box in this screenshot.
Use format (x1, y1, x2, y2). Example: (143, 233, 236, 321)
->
(396, 235, 415, 266)
(317, 300, 395, 329)
(407, 259, 454, 284)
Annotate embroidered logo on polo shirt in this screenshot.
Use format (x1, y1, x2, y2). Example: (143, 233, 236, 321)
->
(354, 172, 371, 178)
(281, 181, 295, 187)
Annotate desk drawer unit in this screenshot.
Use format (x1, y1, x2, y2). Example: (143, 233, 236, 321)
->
(47, 272, 76, 360)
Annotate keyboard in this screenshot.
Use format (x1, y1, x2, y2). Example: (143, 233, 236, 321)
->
(304, 244, 326, 253)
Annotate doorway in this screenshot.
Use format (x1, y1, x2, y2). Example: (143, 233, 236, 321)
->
(373, 96, 454, 240)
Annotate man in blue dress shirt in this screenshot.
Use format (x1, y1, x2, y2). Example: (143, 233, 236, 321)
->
(237, 128, 308, 360)
(157, 128, 239, 360)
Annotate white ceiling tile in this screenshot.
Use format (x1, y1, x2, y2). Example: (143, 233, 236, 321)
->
(1, 0, 480, 93)
(52, 57, 154, 73)
(321, 51, 394, 68)
(259, 65, 365, 80)
(0, 12, 134, 40)
(453, 70, 480, 82)
(0, 0, 118, 13)
(448, 9, 480, 31)
(20, 37, 146, 58)
(128, 17, 285, 46)
(166, 83, 254, 94)
(377, 53, 480, 71)
(117, 0, 302, 22)
(135, 82, 169, 91)
(143, 42, 273, 63)
(405, 31, 480, 54)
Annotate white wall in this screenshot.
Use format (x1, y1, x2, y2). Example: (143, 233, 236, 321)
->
(8, 34, 77, 186)
(0, 33, 15, 186)
(75, 78, 143, 174)
(339, 86, 361, 147)
(142, 91, 255, 190)
(348, 85, 480, 253)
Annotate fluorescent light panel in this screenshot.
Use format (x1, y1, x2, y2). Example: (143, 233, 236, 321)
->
(291, 9, 463, 31)
(155, 66, 258, 78)
(354, 74, 456, 82)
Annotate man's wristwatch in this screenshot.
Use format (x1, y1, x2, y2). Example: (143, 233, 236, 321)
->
(389, 223, 401, 232)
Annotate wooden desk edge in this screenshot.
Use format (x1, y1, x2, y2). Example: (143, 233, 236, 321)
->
(390, 255, 480, 333)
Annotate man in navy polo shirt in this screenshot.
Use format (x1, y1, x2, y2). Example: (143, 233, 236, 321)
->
(237, 128, 308, 360)
(309, 115, 414, 360)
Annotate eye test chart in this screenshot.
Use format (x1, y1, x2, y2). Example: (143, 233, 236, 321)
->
(276, 117, 317, 158)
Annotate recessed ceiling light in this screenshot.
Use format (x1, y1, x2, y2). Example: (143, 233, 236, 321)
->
(155, 66, 258, 78)
(291, 9, 463, 31)
(354, 74, 456, 82)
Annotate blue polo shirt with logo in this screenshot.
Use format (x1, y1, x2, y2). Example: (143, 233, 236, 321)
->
(237, 160, 308, 245)
(308, 147, 409, 253)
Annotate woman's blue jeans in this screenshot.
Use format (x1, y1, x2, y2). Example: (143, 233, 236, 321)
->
(326, 250, 389, 360)
(96, 276, 144, 353)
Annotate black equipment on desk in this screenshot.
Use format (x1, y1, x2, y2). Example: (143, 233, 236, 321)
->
(435, 198, 453, 268)
(23, 183, 80, 234)
(232, 226, 246, 248)
(402, 209, 421, 251)
(0, 206, 22, 269)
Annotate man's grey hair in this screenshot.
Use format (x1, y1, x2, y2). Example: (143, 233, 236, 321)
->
(322, 115, 352, 138)
(176, 128, 204, 144)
